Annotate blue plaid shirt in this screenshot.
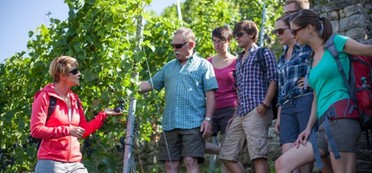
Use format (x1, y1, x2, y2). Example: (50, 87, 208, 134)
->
(236, 44, 278, 116)
(149, 53, 218, 131)
(277, 44, 313, 106)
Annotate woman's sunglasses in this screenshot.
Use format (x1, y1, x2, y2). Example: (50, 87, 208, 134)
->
(272, 28, 289, 35)
(290, 26, 307, 36)
(69, 68, 79, 75)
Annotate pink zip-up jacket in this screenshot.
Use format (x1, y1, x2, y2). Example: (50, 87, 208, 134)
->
(30, 83, 107, 162)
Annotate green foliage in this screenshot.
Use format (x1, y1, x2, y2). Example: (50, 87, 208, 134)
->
(0, 0, 284, 172)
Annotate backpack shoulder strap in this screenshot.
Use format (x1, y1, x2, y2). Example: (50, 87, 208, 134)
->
(255, 47, 269, 88)
(255, 47, 267, 73)
(324, 35, 352, 93)
(47, 96, 57, 122)
(324, 34, 338, 58)
(76, 98, 82, 112)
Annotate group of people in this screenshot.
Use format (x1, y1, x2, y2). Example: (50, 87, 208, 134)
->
(138, 0, 372, 173)
(30, 0, 372, 173)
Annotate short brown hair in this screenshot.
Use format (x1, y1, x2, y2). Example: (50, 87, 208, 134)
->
(233, 20, 259, 43)
(49, 56, 78, 82)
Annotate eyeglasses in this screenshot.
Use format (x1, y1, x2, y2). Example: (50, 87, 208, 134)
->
(69, 68, 80, 75)
(171, 42, 188, 49)
(284, 9, 299, 15)
(234, 32, 246, 38)
(290, 26, 307, 36)
(272, 28, 289, 35)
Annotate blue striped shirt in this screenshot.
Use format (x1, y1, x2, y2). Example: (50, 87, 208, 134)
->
(236, 44, 278, 116)
(277, 44, 313, 106)
(149, 53, 218, 131)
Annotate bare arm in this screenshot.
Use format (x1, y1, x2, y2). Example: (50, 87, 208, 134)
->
(257, 80, 277, 116)
(205, 90, 216, 119)
(200, 90, 215, 138)
(343, 39, 372, 57)
(138, 81, 153, 93)
(306, 91, 318, 130)
(263, 80, 277, 106)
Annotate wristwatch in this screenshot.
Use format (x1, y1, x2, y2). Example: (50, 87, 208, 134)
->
(205, 117, 212, 122)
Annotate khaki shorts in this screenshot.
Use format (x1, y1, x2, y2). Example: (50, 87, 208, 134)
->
(219, 108, 273, 161)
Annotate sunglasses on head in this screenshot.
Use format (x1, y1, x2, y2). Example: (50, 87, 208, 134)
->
(290, 25, 307, 36)
(234, 32, 246, 38)
(272, 28, 289, 35)
(69, 68, 79, 75)
(171, 42, 188, 49)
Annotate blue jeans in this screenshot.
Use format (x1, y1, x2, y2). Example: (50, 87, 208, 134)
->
(35, 160, 88, 173)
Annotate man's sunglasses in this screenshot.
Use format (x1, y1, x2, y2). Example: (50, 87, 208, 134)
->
(69, 68, 80, 75)
(272, 28, 289, 35)
(171, 42, 188, 49)
(234, 32, 246, 38)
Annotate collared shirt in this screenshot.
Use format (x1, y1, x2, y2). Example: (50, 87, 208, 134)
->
(236, 44, 278, 116)
(277, 44, 313, 106)
(149, 53, 218, 131)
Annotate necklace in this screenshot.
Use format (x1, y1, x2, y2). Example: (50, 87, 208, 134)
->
(54, 86, 70, 104)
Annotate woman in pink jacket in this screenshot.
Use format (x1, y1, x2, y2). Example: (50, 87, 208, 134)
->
(30, 56, 121, 173)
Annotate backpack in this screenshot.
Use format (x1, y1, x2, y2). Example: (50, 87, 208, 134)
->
(30, 96, 80, 149)
(255, 47, 278, 119)
(324, 34, 372, 130)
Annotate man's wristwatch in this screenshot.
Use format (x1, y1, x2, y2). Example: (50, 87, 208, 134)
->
(205, 117, 212, 122)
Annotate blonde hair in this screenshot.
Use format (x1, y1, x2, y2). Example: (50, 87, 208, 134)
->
(49, 56, 79, 82)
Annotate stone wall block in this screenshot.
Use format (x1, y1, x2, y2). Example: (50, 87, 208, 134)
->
(339, 14, 367, 32)
(345, 27, 367, 40)
(366, 3, 372, 10)
(330, 20, 340, 33)
(322, 1, 353, 12)
(329, 10, 340, 20)
(339, 9, 345, 19)
(344, 4, 367, 17)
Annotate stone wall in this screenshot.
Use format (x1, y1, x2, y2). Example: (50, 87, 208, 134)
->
(312, 0, 372, 44)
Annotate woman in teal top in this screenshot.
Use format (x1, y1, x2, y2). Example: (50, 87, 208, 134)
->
(275, 9, 372, 173)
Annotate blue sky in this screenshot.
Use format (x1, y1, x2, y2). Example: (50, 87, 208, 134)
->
(0, 0, 182, 63)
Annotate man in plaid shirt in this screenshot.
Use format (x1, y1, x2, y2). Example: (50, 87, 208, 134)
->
(139, 27, 218, 173)
(219, 20, 278, 173)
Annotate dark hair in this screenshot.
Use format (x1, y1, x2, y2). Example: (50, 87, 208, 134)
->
(276, 15, 291, 27)
(212, 25, 233, 42)
(290, 9, 333, 43)
(233, 20, 259, 43)
(285, 0, 310, 10)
